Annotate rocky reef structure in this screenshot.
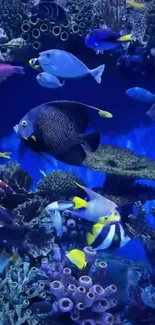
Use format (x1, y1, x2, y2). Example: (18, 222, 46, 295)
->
(86, 145, 155, 205)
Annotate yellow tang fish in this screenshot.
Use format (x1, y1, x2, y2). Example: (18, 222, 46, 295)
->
(126, 0, 145, 8)
(66, 249, 87, 269)
(117, 35, 132, 42)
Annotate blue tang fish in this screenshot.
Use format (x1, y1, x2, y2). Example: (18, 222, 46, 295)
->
(38, 49, 105, 83)
(36, 72, 65, 89)
(126, 87, 155, 103)
(85, 28, 132, 53)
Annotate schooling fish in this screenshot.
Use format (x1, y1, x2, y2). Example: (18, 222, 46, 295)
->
(0, 64, 25, 83)
(36, 72, 65, 89)
(66, 249, 87, 269)
(14, 100, 100, 166)
(45, 200, 75, 211)
(68, 182, 120, 223)
(38, 49, 105, 84)
(126, 87, 155, 103)
(85, 28, 132, 53)
(0, 152, 11, 159)
(45, 205, 63, 238)
(87, 221, 130, 251)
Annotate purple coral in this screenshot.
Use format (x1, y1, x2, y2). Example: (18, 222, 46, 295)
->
(41, 244, 117, 324)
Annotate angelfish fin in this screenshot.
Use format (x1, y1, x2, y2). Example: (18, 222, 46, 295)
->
(31, 135, 37, 142)
(86, 232, 95, 245)
(72, 196, 88, 209)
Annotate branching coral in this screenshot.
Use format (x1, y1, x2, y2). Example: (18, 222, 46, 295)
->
(0, 258, 47, 325)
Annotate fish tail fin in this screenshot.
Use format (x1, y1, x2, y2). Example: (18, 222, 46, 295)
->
(14, 66, 25, 74)
(99, 110, 113, 118)
(0, 152, 11, 159)
(86, 232, 95, 245)
(91, 64, 105, 84)
(61, 80, 65, 89)
(117, 35, 132, 42)
(72, 196, 88, 209)
(83, 132, 100, 152)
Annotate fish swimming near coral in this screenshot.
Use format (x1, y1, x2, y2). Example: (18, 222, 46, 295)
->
(126, 87, 155, 103)
(46, 200, 75, 211)
(38, 49, 105, 83)
(45, 204, 63, 238)
(14, 100, 100, 166)
(0, 152, 11, 159)
(85, 28, 132, 54)
(29, 58, 41, 71)
(66, 249, 87, 269)
(0, 64, 25, 83)
(65, 183, 120, 222)
(127, 0, 145, 9)
(36, 72, 65, 89)
(0, 206, 19, 228)
(0, 249, 19, 273)
(87, 218, 130, 251)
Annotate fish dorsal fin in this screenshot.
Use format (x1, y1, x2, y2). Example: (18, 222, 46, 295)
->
(92, 223, 103, 236)
(46, 101, 90, 133)
(74, 182, 101, 201)
(86, 232, 95, 245)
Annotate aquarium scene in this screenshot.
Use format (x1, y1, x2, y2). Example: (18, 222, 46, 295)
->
(1, 0, 155, 324)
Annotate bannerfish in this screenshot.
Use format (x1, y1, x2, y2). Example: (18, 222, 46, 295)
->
(67, 182, 120, 223)
(127, 0, 145, 9)
(126, 87, 155, 103)
(146, 103, 155, 121)
(66, 249, 87, 269)
(13, 100, 100, 166)
(85, 28, 132, 53)
(0, 250, 19, 273)
(45, 205, 63, 238)
(0, 180, 15, 195)
(38, 49, 105, 84)
(87, 221, 130, 251)
(45, 200, 75, 211)
(29, 58, 41, 71)
(0, 64, 25, 83)
(0, 152, 11, 159)
(36, 72, 65, 89)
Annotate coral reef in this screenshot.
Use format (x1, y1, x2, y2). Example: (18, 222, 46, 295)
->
(40, 244, 117, 324)
(0, 258, 47, 325)
(36, 170, 84, 203)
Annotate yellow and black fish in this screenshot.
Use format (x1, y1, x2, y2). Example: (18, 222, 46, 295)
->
(87, 221, 130, 251)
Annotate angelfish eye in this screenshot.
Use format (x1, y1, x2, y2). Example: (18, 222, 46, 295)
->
(22, 120, 27, 127)
(46, 53, 51, 58)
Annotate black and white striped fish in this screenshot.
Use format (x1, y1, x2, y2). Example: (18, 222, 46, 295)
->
(86, 221, 130, 250)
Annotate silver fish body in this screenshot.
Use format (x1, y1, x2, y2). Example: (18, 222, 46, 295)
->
(45, 204, 63, 238)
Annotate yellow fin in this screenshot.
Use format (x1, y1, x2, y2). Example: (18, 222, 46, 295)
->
(31, 135, 37, 142)
(66, 249, 87, 269)
(74, 181, 85, 190)
(86, 232, 95, 245)
(99, 110, 113, 118)
(12, 252, 19, 264)
(127, 0, 145, 8)
(0, 152, 11, 159)
(72, 196, 88, 209)
(117, 34, 132, 42)
(92, 223, 103, 236)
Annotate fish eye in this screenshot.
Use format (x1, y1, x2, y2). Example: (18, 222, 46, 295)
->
(22, 120, 27, 127)
(46, 53, 51, 58)
(104, 217, 108, 220)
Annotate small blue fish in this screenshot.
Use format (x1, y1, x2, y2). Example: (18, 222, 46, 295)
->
(38, 49, 105, 84)
(45, 200, 75, 211)
(126, 87, 155, 103)
(36, 72, 65, 89)
(85, 28, 132, 53)
(45, 204, 63, 238)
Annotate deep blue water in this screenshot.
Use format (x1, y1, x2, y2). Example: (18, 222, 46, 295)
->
(1, 58, 155, 263)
